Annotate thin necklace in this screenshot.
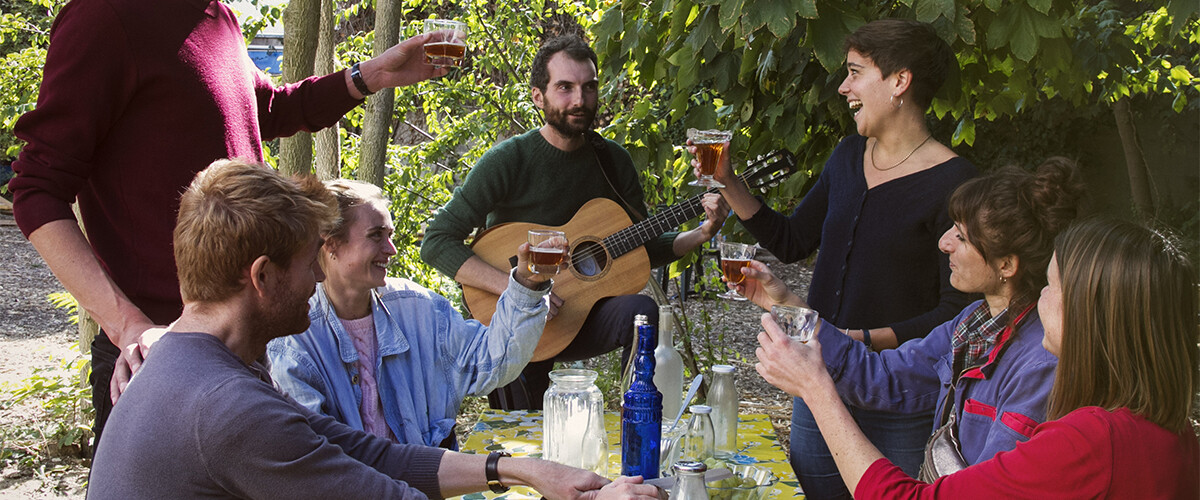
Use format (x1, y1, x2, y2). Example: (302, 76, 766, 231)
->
(871, 134, 933, 172)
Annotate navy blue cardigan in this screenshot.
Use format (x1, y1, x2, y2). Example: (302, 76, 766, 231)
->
(741, 135, 977, 343)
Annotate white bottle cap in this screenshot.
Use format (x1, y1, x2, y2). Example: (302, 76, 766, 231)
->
(689, 404, 712, 414)
(713, 364, 734, 374)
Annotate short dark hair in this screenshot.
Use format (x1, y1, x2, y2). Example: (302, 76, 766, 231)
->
(843, 19, 956, 109)
(530, 34, 597, 91)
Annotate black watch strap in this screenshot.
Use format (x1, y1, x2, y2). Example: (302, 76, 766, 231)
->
(350, 62, 373, 96)
(862, 328, 873, 350)
(485, 451, 511, 493)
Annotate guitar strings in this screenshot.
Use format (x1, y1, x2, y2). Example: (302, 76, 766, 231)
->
(549, 160, 787, 265)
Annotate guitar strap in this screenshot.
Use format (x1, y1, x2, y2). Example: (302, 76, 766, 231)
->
(585, 130, 645, 223)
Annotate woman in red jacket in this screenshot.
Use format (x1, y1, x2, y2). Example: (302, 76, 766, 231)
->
(757, 218, 1198, 499)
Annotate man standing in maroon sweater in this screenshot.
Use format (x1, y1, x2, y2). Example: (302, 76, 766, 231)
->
(8, 0, 446, 452)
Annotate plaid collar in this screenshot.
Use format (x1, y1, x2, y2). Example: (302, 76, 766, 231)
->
(951, 301, 1010, 371)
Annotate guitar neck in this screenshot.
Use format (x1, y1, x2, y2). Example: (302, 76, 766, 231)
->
(602, 173, 751, 259)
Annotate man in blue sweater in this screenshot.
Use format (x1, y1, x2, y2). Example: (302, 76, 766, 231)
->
(88, 159, 660, 499)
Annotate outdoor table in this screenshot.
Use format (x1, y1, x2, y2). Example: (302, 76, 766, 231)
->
(449, 410, 804, 499)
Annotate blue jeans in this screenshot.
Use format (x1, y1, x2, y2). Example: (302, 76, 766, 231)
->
(789, 397, 931, 499)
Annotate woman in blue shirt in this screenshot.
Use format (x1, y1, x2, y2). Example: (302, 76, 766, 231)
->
(268, 179, 554, 448)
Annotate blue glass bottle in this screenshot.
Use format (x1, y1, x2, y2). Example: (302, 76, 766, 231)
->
(622, 315, 662, 479)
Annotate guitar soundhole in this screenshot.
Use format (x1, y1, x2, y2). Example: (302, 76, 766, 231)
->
(570, 239, 608, 279)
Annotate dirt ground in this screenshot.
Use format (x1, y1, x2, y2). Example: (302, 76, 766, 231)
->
(0, 210, 810, 498)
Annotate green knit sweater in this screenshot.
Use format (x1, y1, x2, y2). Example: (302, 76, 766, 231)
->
(421, 129, 679, 279)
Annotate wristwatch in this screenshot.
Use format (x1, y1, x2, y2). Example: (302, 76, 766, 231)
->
(862, 328, 873, 350)
(350, 62, 373, 96)
(485, 451, 511, 493)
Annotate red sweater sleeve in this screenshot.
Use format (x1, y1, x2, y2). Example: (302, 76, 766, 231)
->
(10, 0, 136, 237)
(856, 415, 1112, 499)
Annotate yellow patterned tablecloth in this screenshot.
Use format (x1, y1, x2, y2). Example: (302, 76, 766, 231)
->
(449, 410, 803, 499)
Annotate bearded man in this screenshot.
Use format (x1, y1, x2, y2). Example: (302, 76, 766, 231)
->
(421, 34, 727, 409)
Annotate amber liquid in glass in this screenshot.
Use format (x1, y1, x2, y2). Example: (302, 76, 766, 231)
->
(424, 42, 466, 66)
(720, 258, 750, 285)
(696, 141, 725, 177)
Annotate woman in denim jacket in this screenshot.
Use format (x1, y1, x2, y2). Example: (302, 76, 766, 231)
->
(269, 180, 557, 448)
(734, 158, 1086, 469)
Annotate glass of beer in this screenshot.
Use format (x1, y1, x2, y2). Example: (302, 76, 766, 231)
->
(770, 304, 820, 343)
(422, 19, 468, 68)
(717, 242, 755, 300)
(528, 230, 568, 275)
(688, 128, 732, 188)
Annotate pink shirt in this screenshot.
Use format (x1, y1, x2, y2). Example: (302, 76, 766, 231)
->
(340, 315, 395, 442)
(856, 407, 1199, 499)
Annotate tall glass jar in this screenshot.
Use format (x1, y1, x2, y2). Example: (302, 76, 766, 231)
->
(677, 405, 715, 463)
(669, 461, 710, 500)
(708, 364, 738, 458)
(543, 369, 608, 475)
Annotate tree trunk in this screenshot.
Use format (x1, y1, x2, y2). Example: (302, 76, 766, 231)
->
(278, 0, 321, 176)
(357, 0, 401, 187)
(1112, 97, 1155, 219)
(313, 0, 340, 180)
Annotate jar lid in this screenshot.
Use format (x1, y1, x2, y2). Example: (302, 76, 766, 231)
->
(713, 364, 735, 373)
(689, 404, 712, 414)
(673, 461, 707, 474)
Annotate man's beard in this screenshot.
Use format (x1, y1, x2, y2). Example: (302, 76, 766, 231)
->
(255, 281, 313, 341)
(544, 102, 597, 137)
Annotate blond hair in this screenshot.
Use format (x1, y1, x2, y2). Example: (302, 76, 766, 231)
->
(322, 178, 389, 246)
(1048, 219, 1198, 432)
(174, 159, 337, 303)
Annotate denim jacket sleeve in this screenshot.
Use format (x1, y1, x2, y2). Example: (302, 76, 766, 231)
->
(267, 337, 338, 420)
(819, 304, 977, 414)
(441, 269, 550, 397)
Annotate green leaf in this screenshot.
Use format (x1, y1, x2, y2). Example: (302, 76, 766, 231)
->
(718, 0, 743, 31)
(793, 0, 817, 19)
(808, 16, 847, 72)
(953, 4, 977, 44)
(952, 116, 975, 146)
(595, 7, 624, 42)
(1170, 66, 1194, 84)
(1027, 0, 1051, 15)
(914, 0, 954, 23)
(677, 52, 700, 89)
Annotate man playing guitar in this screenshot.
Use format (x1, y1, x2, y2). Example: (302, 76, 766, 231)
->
(421, 34, 728, 410)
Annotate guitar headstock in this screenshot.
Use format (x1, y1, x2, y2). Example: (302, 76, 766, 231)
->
(740, 150, 797, 192)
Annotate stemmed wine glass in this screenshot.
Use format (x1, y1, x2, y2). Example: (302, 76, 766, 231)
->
(688, 128, 732, 188)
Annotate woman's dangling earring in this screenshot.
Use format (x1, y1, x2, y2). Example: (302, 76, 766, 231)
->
(330, 252, 336, 261)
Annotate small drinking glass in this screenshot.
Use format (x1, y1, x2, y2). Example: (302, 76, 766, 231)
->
(528, 230, 568, 275)
(422, 19, 468, 68)
(771, 304, 820, 343)
(687, 128, 732, 188)
(718, 242, 755, 301)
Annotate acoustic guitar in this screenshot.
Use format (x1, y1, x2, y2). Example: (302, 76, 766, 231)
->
(463, 150, 796, 361)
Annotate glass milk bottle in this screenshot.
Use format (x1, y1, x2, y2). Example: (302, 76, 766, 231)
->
(708, 364, 738, 458)
(677, 405, 715, 463)
(669, 461, 710, 500)
(653, 305, 685, 422)
(543, 369, 608, 474)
